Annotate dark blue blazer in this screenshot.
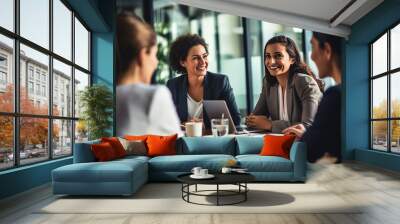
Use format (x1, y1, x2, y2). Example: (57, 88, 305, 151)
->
(166, 72, 241, 128)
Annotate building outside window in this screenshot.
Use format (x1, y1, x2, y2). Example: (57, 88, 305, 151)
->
(0, 0, 91, 170)
(28, 81, 34, 94)
(28, 67, 34, 80)
(371, 23, 400, 154)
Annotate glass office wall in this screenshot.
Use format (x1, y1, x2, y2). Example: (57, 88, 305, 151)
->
(153, 0, 315, 119)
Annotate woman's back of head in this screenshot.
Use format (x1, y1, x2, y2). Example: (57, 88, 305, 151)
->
(312, 32, 342, 67)
(116, 12, 156, 84)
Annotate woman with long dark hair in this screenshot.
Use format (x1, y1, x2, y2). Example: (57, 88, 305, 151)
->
(283, 32, 343, 163)
(246, 35, 323, 133)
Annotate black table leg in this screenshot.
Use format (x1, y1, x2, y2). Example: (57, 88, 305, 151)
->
(217, 184, 219, 206)
(245, 183, 247, 201)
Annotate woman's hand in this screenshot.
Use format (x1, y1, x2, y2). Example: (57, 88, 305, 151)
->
(245, 114, 272, 130)
(282, 124, 306, 138)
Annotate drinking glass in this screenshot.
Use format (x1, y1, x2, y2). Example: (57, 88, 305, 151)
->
(211, 118, 229, 137)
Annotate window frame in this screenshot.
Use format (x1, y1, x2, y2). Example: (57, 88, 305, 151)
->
(0, 0, 92, 171)
(370, 20, 400, 154)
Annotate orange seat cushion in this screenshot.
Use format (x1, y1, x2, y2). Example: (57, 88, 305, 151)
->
(91, 142, 118, 161)
(260, 134, 296, 159)
(101, 137, 127, 158)
(146, 134, 178, 157)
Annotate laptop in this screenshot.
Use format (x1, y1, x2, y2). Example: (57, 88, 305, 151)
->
(203, 100, 264, 134)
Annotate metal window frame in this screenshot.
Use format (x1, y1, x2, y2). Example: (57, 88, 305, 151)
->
(369, 18, 400, 155)
(0, 0, 92, 171)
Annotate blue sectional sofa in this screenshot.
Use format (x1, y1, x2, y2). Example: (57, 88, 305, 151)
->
(52, 136, 307, 196)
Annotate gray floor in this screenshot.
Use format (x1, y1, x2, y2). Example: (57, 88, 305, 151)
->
(1, 162, 400, 224)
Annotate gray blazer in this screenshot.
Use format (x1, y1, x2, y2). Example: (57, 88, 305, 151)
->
(253, 73, 322, 133)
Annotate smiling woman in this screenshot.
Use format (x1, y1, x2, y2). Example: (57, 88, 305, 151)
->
(166, 34, 241, 129)
(246, 35, 323, 133)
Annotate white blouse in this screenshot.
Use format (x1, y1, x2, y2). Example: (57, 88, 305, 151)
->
(187, 94, 203, 120)
(278, 86, 289, 121)
(116, 84, 183, 137)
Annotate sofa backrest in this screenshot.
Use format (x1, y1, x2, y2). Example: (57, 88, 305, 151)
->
(235, 136, 264, 155)
(73, 140, 100, 163)
(177, 137, 236, 155)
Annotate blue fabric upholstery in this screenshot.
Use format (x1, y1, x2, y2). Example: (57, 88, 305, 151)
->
(178, 137, 236, 155)
(149, 154, 235, 172)
(52, 158, 148, 195)
(73, 140, 100, 163)
(289, 141, 307, 181)
(235, 136, 264, 155)
(236, 155, 293, 172)
(53, 136, 307, 196)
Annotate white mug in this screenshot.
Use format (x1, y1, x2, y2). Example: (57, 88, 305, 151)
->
(221, 167, 232, 174)
(185, 122, 202, 137)
(199, 169, 208, 176)
(191, 167, 202, 176)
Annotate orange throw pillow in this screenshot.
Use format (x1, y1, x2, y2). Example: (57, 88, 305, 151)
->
(101, 137, 127, 158)
(124, 135, 148, 141)
(260, 134, 296, 159)
(146, 134, 178, 157)
(91, 142, 117, 161)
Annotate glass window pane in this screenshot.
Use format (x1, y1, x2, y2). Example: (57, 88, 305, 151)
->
(20, 44, 49, 115)
(53, 119, 72, 158)
(0, 116, 14, 170)
(0, 34, 14, 113)
(372, 77, 387, 119)
(75, 120, 88, 143)
(20, 0, 49, 49)
(372, 33, 387, 76)
(200, 12, 218, 73)
(391, 72, 400, 118)
(391, 120, 400, 153)
(74, 69, 89, 118)
(75, 17, 89, 70)
(53, 59, 72, 117)
(391, 24, 400, 70)
(53, 0, 72, 60)
(372, 121, 388, 151)
(217, 14, 247, 117)
(20, 117, 49, 165)
(0, 0, 14, 31)
(248, 19, 264, 107)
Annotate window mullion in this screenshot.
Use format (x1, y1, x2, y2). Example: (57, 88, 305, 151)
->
(14, 0, 21, 166)
(71, 10, 76, 154)
(388, 29, 391, 152)
(49, 0, 53, 160)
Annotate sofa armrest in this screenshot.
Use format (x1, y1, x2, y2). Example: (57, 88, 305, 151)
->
(289, 141, 307, 181)
(73, 140, 100, 163)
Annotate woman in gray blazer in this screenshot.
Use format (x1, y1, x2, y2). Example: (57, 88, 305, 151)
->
(246, 36, 323, 133)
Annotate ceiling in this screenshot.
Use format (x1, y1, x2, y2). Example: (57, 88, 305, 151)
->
(173, 0, 384, 37)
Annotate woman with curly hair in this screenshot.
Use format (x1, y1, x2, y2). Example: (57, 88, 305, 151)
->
(166, 34, 241, 129)
(246, 35, 323, 133)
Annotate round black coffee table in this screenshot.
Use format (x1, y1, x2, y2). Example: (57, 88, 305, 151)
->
(177, 173, 255, 206)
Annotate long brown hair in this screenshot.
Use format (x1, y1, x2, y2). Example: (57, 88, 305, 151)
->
(116, 12, 157, 84)
(264, 35, 324, 92)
